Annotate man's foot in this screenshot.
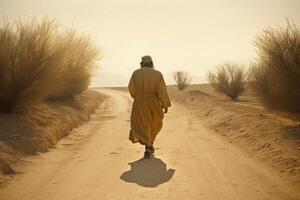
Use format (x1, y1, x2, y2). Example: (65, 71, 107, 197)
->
(144, 146, 155, 159)
(146, 145, 155, 154)
(144, 151, 151, 159)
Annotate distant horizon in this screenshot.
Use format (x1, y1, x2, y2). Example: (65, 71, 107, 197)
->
(1, 0, 300, 87)
(90, 70, 206, 87)
(89, 81, 209, 88)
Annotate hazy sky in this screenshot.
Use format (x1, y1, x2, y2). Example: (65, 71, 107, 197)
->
(1, 0, 300, 86)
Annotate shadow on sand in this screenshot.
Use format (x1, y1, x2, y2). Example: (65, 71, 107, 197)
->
(120, 157, 176, 188)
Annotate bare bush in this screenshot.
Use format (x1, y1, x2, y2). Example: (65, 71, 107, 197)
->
(173, 71, 191, 90)
(0, 17, 100, 113)
(55, 31, 99, 98)
(249, 21, 300, 112)
(208, 63, 246, 101)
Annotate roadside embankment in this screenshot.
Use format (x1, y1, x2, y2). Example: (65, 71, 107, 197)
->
(0, 90, 107, 183)
(169, 84, 300, 185)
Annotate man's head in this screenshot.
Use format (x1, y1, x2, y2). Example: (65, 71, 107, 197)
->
(140, 55, 154, 68)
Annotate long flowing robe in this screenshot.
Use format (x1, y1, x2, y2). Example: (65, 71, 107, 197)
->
(128, 67, 171, 146)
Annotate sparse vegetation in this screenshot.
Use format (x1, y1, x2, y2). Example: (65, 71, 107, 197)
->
(0, 17, 100, 113)
(173, 71, 191, 90)
(249, 21, 300, 112)
(208, 63, 246, 101)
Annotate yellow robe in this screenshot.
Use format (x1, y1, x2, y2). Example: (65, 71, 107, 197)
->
(128, 67, 171, 146)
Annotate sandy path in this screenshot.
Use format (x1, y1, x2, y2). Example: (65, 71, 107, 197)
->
(0, 89, 299, 200)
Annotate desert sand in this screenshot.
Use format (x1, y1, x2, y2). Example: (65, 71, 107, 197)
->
(168, 84, 300, 180)
(0, 90, 106, 178)
(0, 88, 299, 200)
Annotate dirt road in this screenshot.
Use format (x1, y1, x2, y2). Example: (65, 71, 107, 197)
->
(0, 89, 299, 200)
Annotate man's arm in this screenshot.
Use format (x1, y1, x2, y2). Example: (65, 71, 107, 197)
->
(158, 72, 171, 112)
(128, 72, 136, 98)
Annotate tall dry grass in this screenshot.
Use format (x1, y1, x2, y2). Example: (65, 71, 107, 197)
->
(173, 71, 191, 91)
(249, 21, 300, 112)
(208, 63, 246, 101)
(0, 17, 100, 113)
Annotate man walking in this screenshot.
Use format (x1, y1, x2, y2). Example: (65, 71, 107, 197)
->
(128, 55, 171, 158)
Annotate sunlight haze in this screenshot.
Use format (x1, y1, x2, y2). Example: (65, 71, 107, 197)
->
(1, 0, 299, 86)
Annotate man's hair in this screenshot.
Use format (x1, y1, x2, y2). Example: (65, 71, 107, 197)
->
(140, 61, 154, 68)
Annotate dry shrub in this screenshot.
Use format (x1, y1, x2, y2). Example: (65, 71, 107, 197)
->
(55, 31, 99, 98)
(173, 71, 191, 90)
(0, 17, 100, 113)
(249, 21, 300, 112)
(208, 63, 246, 101)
